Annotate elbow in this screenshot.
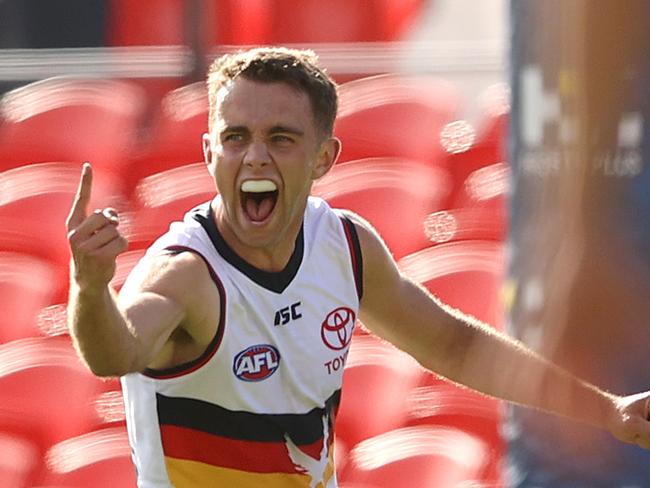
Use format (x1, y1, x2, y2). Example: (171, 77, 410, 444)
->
(86, 361, 131, 378)
(83, 353, 139, 378)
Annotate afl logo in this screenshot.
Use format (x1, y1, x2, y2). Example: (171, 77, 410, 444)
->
(233, 344, 281, 382)
(321, 307, 355, 350)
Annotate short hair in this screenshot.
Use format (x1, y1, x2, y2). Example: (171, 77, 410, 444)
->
(207, 47, 338, 138)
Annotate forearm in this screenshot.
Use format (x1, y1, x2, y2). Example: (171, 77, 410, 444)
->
(67, 282, 137, 377)
(424, 304, 618, 430)
(365, 278, 617, 430)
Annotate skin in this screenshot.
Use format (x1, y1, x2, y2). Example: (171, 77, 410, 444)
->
(67, 77, 650, 451)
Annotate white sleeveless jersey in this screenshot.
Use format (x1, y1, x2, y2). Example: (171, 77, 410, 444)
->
(121, 196, 363, 488)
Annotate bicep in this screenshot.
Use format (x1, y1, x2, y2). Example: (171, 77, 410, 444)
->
(351, 213, 468, 367)
(116, 253, 199, 372)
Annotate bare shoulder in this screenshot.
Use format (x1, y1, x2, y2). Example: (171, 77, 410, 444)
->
(338, 209, 396, 271)
(118, 249, 221, 359)
(118, 250, 220, 333)
(120, 250, 212, 302)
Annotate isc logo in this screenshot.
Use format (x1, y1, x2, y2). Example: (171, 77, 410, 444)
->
(274, 301, 302, 327)
(233, 344, 281, 382)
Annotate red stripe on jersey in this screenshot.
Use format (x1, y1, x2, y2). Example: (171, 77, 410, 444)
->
(160, 424, 327, 474)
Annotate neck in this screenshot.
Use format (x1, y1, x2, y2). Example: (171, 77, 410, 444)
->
(212, 200, 303, 273)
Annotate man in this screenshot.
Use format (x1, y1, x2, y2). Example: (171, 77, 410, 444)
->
(66, 47, 650, 488)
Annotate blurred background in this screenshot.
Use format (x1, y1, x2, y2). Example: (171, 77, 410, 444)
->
(0, 1, 647, 487)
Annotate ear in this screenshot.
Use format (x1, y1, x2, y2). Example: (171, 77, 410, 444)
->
(311, 137, 341, 180)
(203, 133, 214, 171)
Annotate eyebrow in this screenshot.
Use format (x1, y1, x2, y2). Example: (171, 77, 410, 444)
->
(268, 125, 304, 137)
(220, 125, 249, 135)
(220, 125, 305, 137)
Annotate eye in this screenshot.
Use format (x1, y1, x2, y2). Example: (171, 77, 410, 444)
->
(270, 134, 294, 145)
(223, 133, 244, 143)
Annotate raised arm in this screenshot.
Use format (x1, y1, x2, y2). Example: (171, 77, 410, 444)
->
(347, 211, 650, 449)
(66, 164, 215, 377)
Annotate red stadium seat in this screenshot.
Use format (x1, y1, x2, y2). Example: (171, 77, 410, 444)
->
(398, 240, 506, 329)
(442, 83, 510, 213)
(335, 334, 423, 451)
(342, 425, 489, 487)
(107, 0, 185, 46)
(124, 162, 216, 249)
(123, 82, 209, 199)
(0, 162, 120, 273)
(424, 162, 509, 243)
(108, 0, 424, 47)
(41, 427, 136, 488)
(241, 0, 423, 43)
(313, 157, 451, 260)
(404, 380, 505, 487)
(0, 430, 41, 488)
(475, 82, 510, 155)
(334, 74, 460, 165)
(397, 241, 507, 485)
(0, 77, 144, 197)
(0, 337, 104, 450)
(0, 252, 59, 343)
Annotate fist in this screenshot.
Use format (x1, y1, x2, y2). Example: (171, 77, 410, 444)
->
(66, 163, 128, 288)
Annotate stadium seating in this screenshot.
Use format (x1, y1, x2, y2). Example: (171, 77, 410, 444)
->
(398, 240, 506, 328)
(404, 379, 505, 486)
(122, 82, 209, 199)
(335, 334, 423, 451)
(237, 0, 424, 44)
(313, 157, 452, 259)
(0, 337, 105, 451)
(0, 429, 41, 488)
(0, 252, 59, 343)
(474, 82, 510, 156)
(423, 162, 509, 243)
(124, 162, 216, 249)
(0, 162, 121, 290)
(108, 0, 424, 46)
(40, 426, 136, 488)
(443, 83, 509, 213)
(107, 0, 185, 46)
(334, 74, 460, 166)
(0, 78, 144, 192)
(397, 240, 507, 484)
(342, 425, 489, 487)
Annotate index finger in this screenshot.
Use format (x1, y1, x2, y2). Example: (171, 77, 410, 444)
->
(66, 162, 93, 230)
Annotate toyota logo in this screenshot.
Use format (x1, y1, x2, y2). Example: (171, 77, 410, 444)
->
(321, 307, 355, 350)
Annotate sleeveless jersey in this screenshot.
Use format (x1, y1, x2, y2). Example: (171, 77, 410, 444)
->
(121, 196, 363, 488)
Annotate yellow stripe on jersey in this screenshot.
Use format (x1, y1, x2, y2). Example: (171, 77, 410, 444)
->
(165, 456, 325, 487)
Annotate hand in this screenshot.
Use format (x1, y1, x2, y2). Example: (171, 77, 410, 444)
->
(608, 391, 650, 449)
(66, 163, 128, 289)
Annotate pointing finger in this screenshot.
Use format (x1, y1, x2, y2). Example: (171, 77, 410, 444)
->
(66, 163, 93, 230)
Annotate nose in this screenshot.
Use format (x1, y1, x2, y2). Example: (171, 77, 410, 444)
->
(243, 139, 271, 168)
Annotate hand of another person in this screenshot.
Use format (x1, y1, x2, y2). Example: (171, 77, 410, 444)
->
(66, 163, 128, 289)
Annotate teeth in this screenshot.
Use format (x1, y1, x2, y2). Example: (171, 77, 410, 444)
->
(241, 180, 277, 193)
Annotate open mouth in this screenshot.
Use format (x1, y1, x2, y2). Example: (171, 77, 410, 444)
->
(240, 180, 279, 223)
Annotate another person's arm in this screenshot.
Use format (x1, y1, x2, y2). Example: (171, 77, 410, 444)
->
(349, 211, 650, 449)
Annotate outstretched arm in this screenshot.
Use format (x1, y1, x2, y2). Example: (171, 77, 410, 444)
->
(348, 211, 650, 449)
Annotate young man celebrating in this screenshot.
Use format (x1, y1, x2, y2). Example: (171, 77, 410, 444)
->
(66, 47, 650, 487)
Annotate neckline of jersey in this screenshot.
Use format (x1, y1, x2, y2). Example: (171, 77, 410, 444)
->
(192, 201, 305, 294)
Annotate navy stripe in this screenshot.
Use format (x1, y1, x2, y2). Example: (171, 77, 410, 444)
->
(340, 216, 364, 300)
(142, 245, 226, 379)
(193, 202, 304, 294)
(156, 389, 341, 445)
